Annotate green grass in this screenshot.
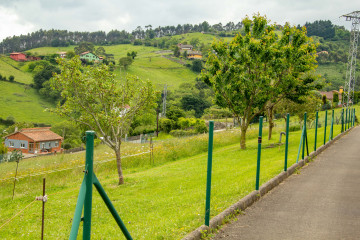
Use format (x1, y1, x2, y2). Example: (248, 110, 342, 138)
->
(0, 81, 62, 124)
(0, 56, 33, 84)
(0, 106, 356, 239)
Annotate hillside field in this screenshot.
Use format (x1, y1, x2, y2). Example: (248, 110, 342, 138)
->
(0, 81, 61, 124)
(0, 106, 357, 239)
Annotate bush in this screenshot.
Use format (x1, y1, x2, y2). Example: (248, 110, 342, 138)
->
(159, 118, 174, 133)
(289, 125, 301, 132)
(169, 129, 197, 137)
(131, 125, 156, 136)
(63, 143, 72, 150)
(9, 75, 15, 82)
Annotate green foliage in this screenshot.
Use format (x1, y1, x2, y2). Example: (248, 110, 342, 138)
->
(51, 120, 83, 148)
(159, 118, 173, 133)
(191, 59, 203, 73)
(173, 45, 180, 57)
(180, 94, 211, 117)
(333, 92, 339, 104)
(166, 106, 186, 121)
(202, 14, 318, 148)
(66, 50, 76, 59)
(74, 42, 95, 55)
(8, 75, 14, 82)
(305, 20, 335, 40)
(95, 47, 106, 57)
(52, 57, 156, 184)
(127, 51, 137, 59)
(119, 56, 133, 70)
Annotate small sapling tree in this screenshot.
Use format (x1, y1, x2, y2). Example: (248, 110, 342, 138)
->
(51, 57, 156, 184)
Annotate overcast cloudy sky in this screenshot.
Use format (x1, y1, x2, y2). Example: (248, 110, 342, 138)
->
(0, 0, 357, 41)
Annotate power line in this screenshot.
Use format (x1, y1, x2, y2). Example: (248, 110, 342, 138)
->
(341, 11, 360, 107)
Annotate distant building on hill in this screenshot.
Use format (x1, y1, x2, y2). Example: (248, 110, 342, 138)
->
(320, 89, 342, 105)
(186, 50, 203, 59)
(79, 51, 102, 62)
(3, 127, 63, 154)
(10, 52, 41, 61)
(177, 44, 193, 51)
(57, 52, 67, 58)
(10, 52, 27, 61)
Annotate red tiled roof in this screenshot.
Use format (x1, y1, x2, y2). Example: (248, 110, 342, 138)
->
(19, 127, 63, 142)
(320, 90, 342, 100)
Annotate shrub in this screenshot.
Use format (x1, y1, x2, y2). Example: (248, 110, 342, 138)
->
(159, 118, 173, 133)
(63, 143, 72, 150)
(9, 75, 15, 82)
(289, 125, 301, 132)
(169, 129, 197, 137)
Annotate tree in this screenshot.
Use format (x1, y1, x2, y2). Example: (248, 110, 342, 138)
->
(119, 56, 133, 70)
(9, 75, 14, 82)
(66, 50, 76, 59)
(33, 64, 60, 90)
(51, 57, 156, 184)
(333, 92, 339, 106)
(173, 45, 180, 57)
(74, 42, 95, 55)
(127, 51, 137, 59)
(95, 47, 106, 57)
(201, 14, 318, 149)
(191, 59, 203, 73)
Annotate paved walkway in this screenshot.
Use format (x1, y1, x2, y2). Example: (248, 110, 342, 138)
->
(213, 126, 360, 240)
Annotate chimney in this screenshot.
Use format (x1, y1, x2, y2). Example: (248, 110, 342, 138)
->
(14, 127, 18, 133)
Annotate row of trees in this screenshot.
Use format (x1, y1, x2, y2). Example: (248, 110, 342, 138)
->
(0, 21, 243, 54)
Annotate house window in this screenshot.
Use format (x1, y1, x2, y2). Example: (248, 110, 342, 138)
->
(20, 143, 25, 148)
(9, 141, 14, 147)
(55, 141, 59, 147)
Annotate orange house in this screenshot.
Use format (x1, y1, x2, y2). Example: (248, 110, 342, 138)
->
(4, 128, 63, 154)
(10, 52, 27, 62)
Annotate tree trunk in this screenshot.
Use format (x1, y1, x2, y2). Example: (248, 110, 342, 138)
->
(267, 104, 275, 140)
(115, 149, 124, 185)
(240, 118, 248, 149)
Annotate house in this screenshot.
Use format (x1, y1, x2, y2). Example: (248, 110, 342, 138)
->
(320, 89, 342, 105)
(79, 51, 102, 62)
(187, 51, 203, 59)
(57, 52, 67, 58)
(4, 127, 63, 154)
(177, 44, 193, 51)
(10, 52, 27, 62)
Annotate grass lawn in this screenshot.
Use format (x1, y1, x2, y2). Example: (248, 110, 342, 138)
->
(0, 81, 62, 125)
(0, 106, 356, 239)
(0, 56, 33, 84)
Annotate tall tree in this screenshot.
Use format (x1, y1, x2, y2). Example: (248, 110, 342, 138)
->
(51, 58, 156, 184)
(201, 14, 318, 149)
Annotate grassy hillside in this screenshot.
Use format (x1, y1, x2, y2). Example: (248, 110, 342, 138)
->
(316, 62, 347, 91)
(0, 81, 61, 124)
(0, 106, 355, 239)
(0, 56, 33, 84)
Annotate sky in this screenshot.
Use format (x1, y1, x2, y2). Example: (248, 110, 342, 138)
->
(0, 0, 358, 41)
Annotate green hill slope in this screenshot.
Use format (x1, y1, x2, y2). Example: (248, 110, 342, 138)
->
(0, 56, 33, 84)
(0, 81, 61, 124)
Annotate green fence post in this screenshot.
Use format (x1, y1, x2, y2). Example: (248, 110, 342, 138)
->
(314, 111, 318, 151)
(350, 108, 353, 128)
(341, 108, 344, 132)
(69, 179, 87, 240)
(83, 131, 95, 239)
(302, 113, 307, 160)
(354, 108, 356, 126)
(330, 109, 334, 141)
(296, 127, 304, 163)
(345, 108, 348, 131)
(204, 121, 214, 226)
(255, 116, 263, 191)
(324, 110, 327, 145)
(284, 113, 290, 172)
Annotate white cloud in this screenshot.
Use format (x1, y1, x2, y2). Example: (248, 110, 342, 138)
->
(0, 6, 35, 40)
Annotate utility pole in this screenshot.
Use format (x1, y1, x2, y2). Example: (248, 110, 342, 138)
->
(162, 84, 167, 117)
(341, 11, 360, 106)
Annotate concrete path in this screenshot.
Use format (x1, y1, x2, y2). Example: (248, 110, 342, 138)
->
(212, 127, 360, 240)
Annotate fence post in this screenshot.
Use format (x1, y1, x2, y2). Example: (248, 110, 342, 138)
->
(204, 121, 214, 226)
(314, 111, 318, 151)
(341, 108, 344, 132)
(330, 109, 334, 140)
(345, 108, 348, 131)
(41, 178, 46, 240)
(302, 113, 307, 160)
(255, 116, 263, 190)
(284, 114, 290, 172)
(83, 131, 95, 239)
(353, 108, 356, 127)
(324, 110, 327, 145)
